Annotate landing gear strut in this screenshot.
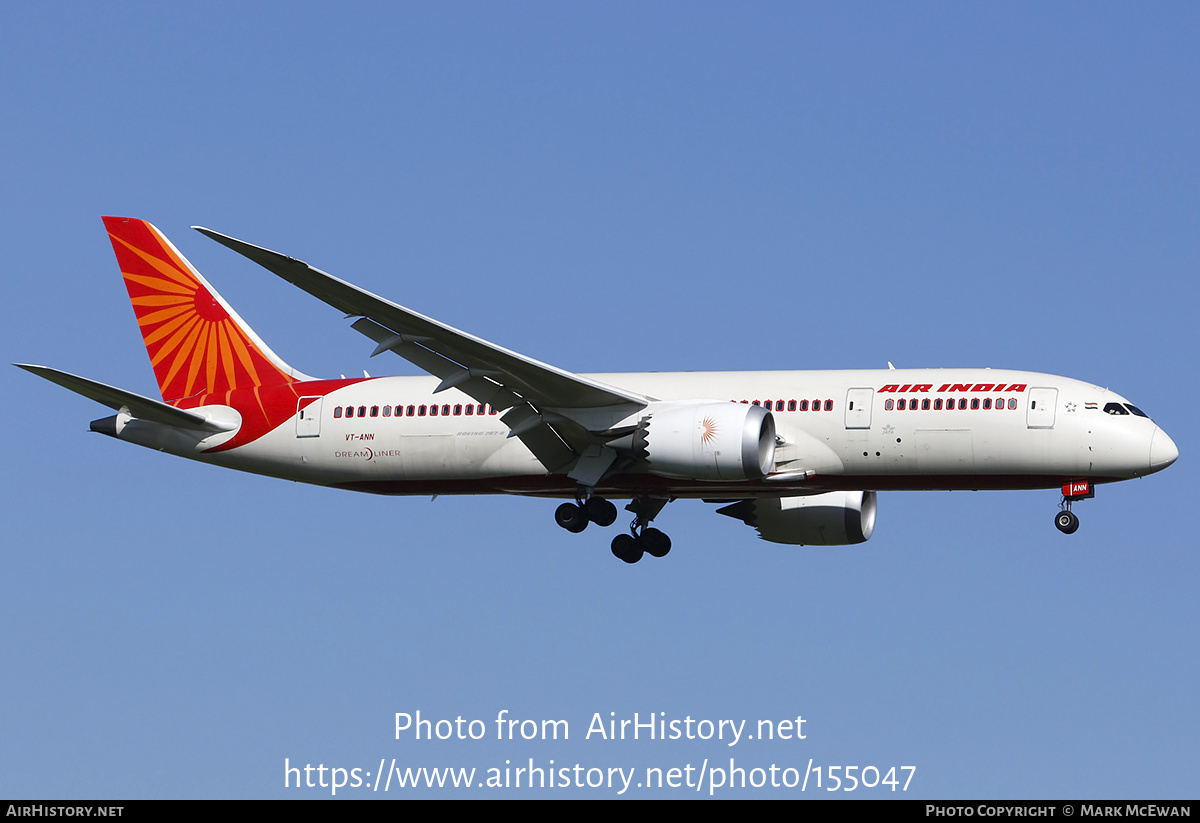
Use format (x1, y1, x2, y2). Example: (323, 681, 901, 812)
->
(611, 497, 671, 564)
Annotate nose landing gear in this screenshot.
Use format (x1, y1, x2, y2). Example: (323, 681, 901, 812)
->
(1055, 480, 1093, 534)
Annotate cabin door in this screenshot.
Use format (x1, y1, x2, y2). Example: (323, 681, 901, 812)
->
(296, 397, 323, 437)
(1026, 388, 1057, 429)
(844, 388, 874, 429)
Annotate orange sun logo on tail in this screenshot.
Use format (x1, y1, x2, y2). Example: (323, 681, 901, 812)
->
(104, 217, 296, 402)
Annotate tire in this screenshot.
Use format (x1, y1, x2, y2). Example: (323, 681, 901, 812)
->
(641, 528, 672, 558)
(555, 502, 588, 533)
(1055, 511, 1079, 534)
(585, 497, 618, 527)
(611, 533, 643, 563)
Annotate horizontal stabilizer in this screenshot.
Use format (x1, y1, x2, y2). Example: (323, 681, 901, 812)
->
(14, 364, 235, 432)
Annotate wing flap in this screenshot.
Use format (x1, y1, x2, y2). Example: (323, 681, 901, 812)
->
(350, 317, 521, 411)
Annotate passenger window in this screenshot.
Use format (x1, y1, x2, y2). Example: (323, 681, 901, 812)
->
(983, 398, 992, 410)
(885, 399, 894, 410)
(824, 400, 833, 411)
(788, 400, 797, 411)
(334, 407, 342, 418)
(1008, 398, 1017, 410)
(419, 405, 427, 416)
(971, 398, 980, 410)
(383, 406, 391, 417)
(922, 399, 930, 410)
(370, 406, 379, 417)
(407, 405, 415, 416)
(934, 399, 942, 410)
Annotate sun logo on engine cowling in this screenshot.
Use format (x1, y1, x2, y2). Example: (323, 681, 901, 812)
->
(700, 416, 718, 444)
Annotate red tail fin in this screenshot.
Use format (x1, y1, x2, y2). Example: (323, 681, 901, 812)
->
(103, 217, 303, 402)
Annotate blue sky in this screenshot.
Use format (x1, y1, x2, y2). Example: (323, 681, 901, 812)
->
(2, 3, 1196, 798)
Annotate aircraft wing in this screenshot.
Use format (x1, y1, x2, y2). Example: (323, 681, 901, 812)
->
(14, 364, 235, 432)
(194, 227, 649, 473)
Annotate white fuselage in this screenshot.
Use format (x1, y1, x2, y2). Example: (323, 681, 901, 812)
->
(33, 216, 1176, 551)
(152, 368, 1175, 499)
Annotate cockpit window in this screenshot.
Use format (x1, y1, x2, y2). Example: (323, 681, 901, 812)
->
(1124, 404, 1150, 419)
(1103, 403, 1129, 416)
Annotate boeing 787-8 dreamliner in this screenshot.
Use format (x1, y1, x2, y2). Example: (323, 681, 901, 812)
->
(17, 218, 1179, 563)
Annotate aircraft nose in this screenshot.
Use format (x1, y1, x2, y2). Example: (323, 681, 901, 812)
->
(1149, 427, 1179, 472)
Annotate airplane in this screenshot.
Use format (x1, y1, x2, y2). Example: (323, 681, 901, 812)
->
(17, 217, 1179, 563)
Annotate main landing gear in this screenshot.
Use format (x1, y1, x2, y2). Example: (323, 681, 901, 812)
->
(554, 496, 617, 532)
(554, 493, 672, 564)
(1054, 480, 1093, 534)
(610, 527, 671, 564)
(610, 496, 671, 564)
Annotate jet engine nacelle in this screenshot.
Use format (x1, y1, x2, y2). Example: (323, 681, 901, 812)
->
(627, 401, 776, 481)
(717, 491, 877, 545)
